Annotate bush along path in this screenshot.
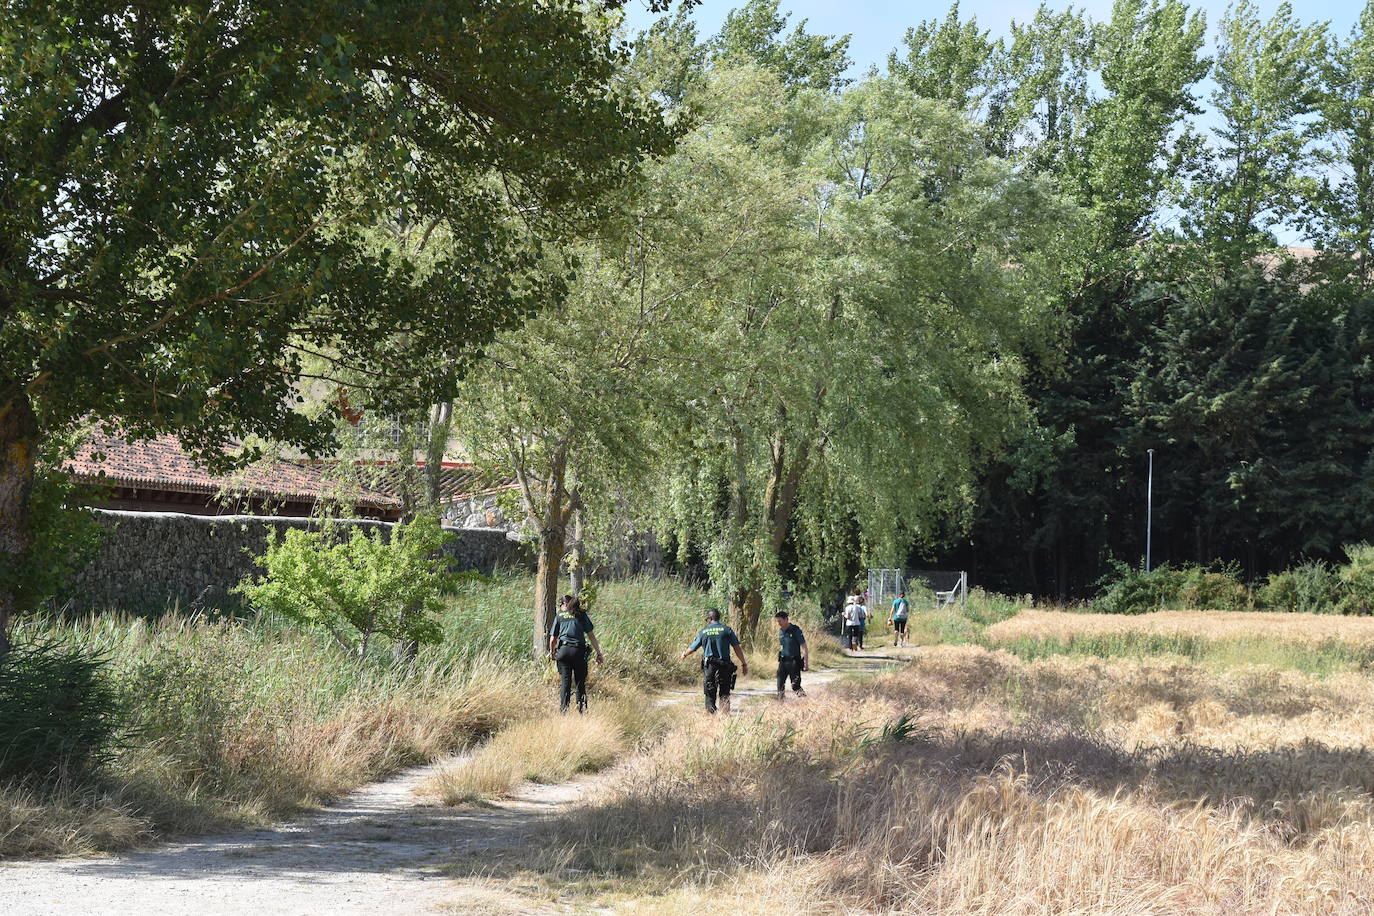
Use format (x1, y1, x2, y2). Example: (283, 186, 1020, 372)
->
(0, 652, 897, 916)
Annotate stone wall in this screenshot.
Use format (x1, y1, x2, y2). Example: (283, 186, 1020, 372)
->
(441, 491, 513, 531)
(56, 509, 533, 614)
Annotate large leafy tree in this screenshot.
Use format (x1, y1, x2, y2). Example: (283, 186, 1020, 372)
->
(920, 0, 1210, 597)
(455, 56, 800, 656)
(0, 0, 677, 654)
(1188, 0, 1327, 270)
(1306, 0, 1374, 288)
(659, 71, 1070, 640)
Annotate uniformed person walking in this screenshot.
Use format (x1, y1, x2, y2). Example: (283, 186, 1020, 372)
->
(774, 612, 802, 697)
(548, 595, 604, 714)
(773, 610, 809, 700)
(681, 608, 749, 715)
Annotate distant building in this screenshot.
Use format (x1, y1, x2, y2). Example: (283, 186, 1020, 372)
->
(67, 432, 403, 520)
(65, 432, 519, 529)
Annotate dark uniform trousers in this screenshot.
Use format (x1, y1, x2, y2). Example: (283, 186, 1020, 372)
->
(556, 643, 589, 713)
(702, 657, 736, 713)
(777, 655, 803, 692)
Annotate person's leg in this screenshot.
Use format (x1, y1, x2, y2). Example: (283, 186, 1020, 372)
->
(719, 664, 734, 715)
(573, 654, 590, 713)
(788, 657, 803, 692)
(703, 664, 718, 714)
(776, 657, 787, 698)
(556, 657, 574, 714)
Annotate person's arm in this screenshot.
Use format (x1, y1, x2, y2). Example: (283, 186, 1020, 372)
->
(731, 642, 748, 676)
(681, 634, 702, 660)
(548, 630, 558, 658)
(588, 631, 604, 665)
(800, 631, 810, 670)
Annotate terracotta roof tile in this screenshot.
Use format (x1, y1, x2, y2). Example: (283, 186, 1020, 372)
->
(68, 432, 400, 510)
(368, 463, 517, 503)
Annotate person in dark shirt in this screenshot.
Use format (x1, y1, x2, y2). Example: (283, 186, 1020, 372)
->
(681, 608, 748, 714)
(547, 595, 604, 714)
(773, 610, 809, 700)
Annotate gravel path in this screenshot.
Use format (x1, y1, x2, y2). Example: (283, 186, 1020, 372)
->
(0, 655, 889, 916)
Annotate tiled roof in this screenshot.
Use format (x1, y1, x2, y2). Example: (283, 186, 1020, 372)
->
(68, 432, 401, 510)
(368, 462, 517, 504)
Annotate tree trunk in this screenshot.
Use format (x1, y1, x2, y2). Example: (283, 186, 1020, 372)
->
(533, 523, 566, 657)
(568, 508, 586, 598)
(0, 390, 38, 661)
(730, 585, 765, 643)
(425, 401, 453, 511)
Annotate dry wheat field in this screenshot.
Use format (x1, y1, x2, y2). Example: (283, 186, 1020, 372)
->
(458, 622, 1374, 915)
(987, 608, 1374, 647)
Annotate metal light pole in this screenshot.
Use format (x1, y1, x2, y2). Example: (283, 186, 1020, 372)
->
(1145, 448, 1155, 572)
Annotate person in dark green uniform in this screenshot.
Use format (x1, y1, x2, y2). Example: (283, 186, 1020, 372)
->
(681, 608, 748, 714)
(773, 610, 809, 700)
(547, 595, 604, 714)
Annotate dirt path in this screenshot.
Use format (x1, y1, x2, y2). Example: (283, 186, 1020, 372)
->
(0, 655, 894, 916)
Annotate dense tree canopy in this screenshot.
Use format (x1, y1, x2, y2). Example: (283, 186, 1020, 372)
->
(0, 0, 678, 651)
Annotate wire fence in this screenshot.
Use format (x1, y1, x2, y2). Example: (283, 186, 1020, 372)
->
(867, 567, 968, 611)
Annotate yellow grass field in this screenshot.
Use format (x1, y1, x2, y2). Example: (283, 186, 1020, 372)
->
(457, 643, 1374, 914)
(986, 607, 1374, 645)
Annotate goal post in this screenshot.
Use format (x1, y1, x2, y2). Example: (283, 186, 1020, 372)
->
(866, 568, 967, 612)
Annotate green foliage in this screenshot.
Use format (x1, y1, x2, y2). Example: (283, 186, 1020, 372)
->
(1260, 561, 1345, 613)
(12, 459, 103, 617)
(1094, 565, 1180, 615)
(2, 0, 677, 455)
(238, 516, 454, 658)
(1095, 562, 1251, 614)
(1337, 543, 1374, 615)
(0, 640, 124, 780)
(713, 0, 851, 91)
(962, 588, 1023, 627)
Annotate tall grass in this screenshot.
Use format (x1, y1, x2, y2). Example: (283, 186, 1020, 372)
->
(1, 574, 717, 858)
(983, 608, 1374, 674)
(498, 646, 1374, 914)
(421, 688, 678, 805)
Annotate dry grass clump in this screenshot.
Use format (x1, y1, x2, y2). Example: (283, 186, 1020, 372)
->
(424, 715, 625, 805)
(422, 690, 676, 805)
(507, 646, 1374, 914)
(988, 608, 1374, 646)
(0, 782, 151, 857)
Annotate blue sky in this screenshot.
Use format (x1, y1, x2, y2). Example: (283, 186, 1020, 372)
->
(625, 0, 1367, 72)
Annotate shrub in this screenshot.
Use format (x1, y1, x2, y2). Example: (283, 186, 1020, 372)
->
(0, 640, 124, 780)
(1096, 563, 1251, 614)
(1095, 564, 1184, 615)
(1176, 563, 1251, 611)
(1336, 543, 1374, 615)
(1259, 561, 1345, 613)
(238, 515, 455, 658)
(963, 588, 1023, 627)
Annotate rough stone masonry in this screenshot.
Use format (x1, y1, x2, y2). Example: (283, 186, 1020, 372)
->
(55, 509, 532, 614)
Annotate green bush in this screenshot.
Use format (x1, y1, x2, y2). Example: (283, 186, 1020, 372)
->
(963, 588, 1023, 627)
(238, 515, 455, 658)
(1336, 543, 1374, 615)
(1094, 562, 1250, 614)
(1095, 564, 1183, 614)
(1259, 561, 1345, 613)
(1176, 563, 1252, 610)
(0, 640, 124, 780)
